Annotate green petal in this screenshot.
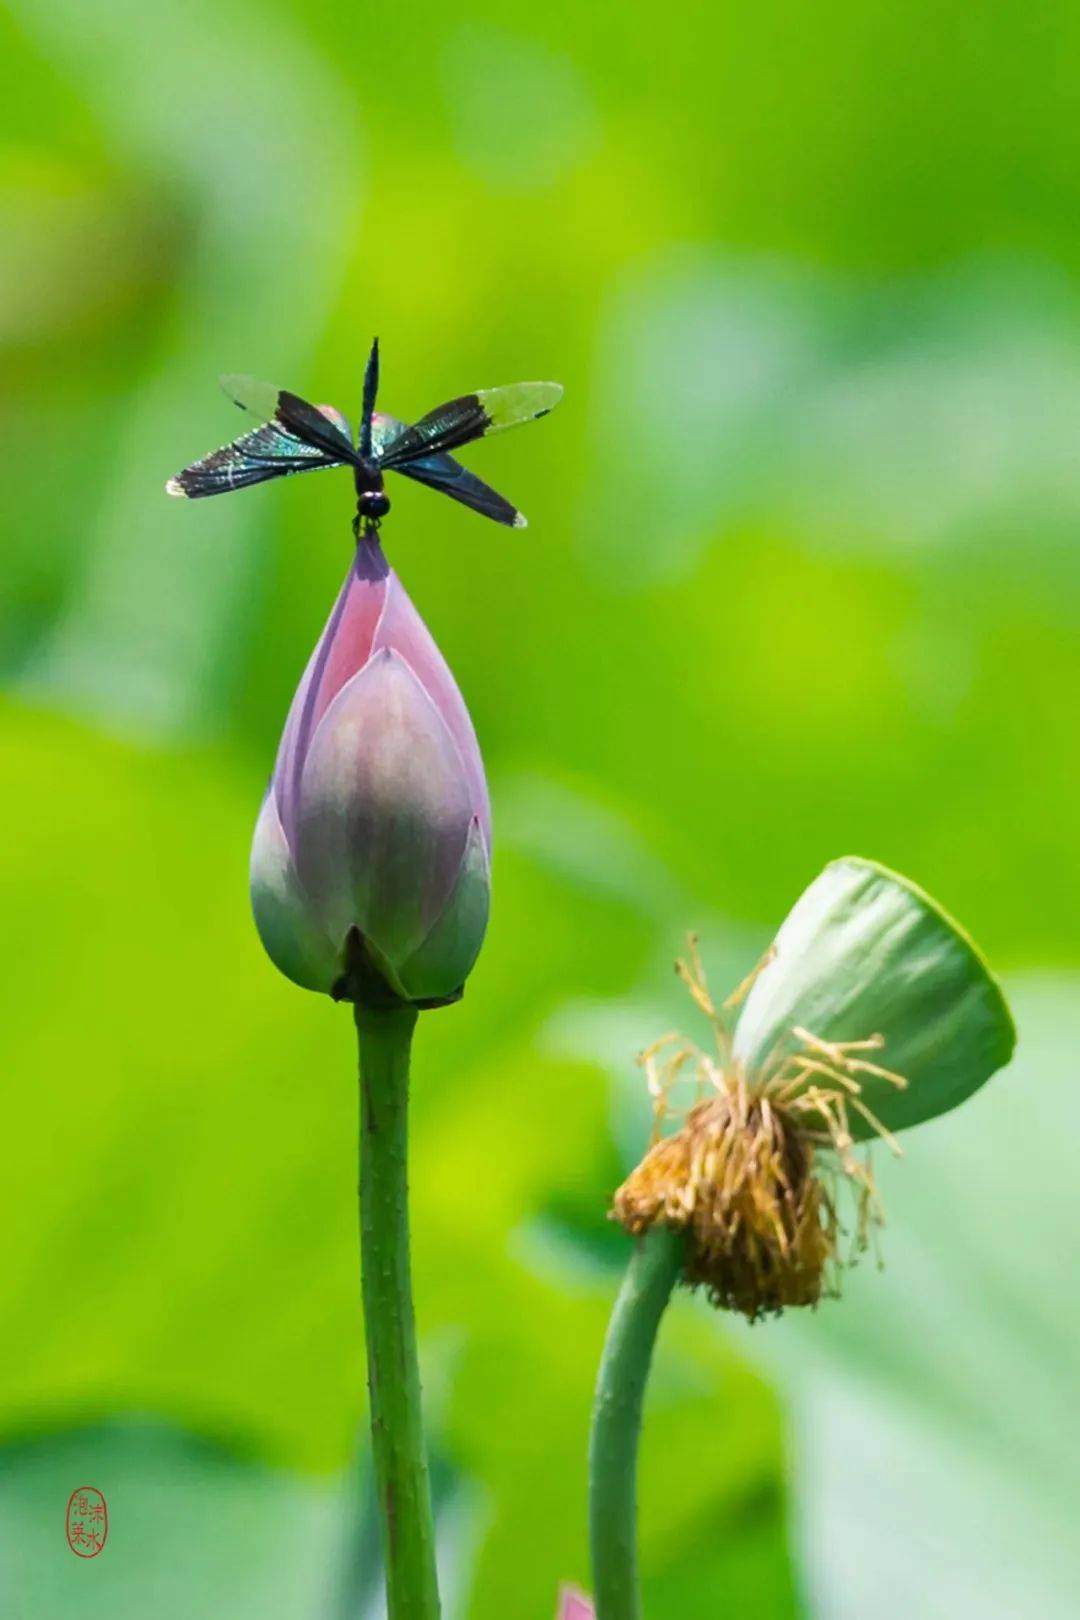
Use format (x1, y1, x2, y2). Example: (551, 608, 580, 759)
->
(249, 793, 342, 995)
(396, 819, 491, 1003)
(731, 856, 1016, 1138)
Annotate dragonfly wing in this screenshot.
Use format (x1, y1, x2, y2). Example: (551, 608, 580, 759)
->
(394, 450, 526, 528)
(165, 420, 345, 499)
(220, 374, 357, 460)
(381, 381, 562, 467)
(370, 410, 408, 460)
(219, 374, 280, 423)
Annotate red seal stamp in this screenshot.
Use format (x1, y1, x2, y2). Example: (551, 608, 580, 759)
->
(66, 1486, 108, 1557)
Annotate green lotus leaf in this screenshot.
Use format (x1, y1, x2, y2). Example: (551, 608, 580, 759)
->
(730, 857, 1016, 1139)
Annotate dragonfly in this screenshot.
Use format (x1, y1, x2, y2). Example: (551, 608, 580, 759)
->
(166, 338, 562, 538)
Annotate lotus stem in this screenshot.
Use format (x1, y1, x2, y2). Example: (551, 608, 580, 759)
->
(355, 1002, 440, 1620)
(589, 1226, 685, 1620)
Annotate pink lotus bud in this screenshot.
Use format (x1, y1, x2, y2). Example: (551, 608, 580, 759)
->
(556, 1587, 595, 1620)
(250, 538, 491, 1006)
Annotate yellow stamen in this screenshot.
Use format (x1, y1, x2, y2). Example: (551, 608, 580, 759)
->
(611, 938, 908, 1320)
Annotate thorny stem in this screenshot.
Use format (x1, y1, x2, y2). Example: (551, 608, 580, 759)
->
(589, 1226, 685, 1620)
(355, 1003, 440, 1620)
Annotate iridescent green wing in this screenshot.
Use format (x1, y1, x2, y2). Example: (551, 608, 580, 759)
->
(166, 378, 355, 499)
(369, 411, 405, 460)
(396, 452, 526, 528)
(379, 381, 562, 469)
(166, 428, 338, 498)
(371, 412, 526, 528)
(220, 375, 357, 461)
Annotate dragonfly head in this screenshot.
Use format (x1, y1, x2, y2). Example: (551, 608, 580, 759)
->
(356, 488, 391, 535)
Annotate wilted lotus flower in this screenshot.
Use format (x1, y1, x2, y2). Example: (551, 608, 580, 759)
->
(614, 858, 1015, 1318)
(250, 537, 491, 1007)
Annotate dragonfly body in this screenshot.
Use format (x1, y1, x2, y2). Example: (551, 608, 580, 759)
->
(166, 340, 561, 540)
(353, 430, 392, 530)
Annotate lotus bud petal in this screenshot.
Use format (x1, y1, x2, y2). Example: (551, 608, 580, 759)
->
(251, 540, 491, 1005)
(556, 1588, 595, 1620)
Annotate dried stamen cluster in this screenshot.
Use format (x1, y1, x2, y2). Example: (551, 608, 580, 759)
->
(612, 941, 908, 1320)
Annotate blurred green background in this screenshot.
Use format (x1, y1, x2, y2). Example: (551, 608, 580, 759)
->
(2, 0, 1079, 1614)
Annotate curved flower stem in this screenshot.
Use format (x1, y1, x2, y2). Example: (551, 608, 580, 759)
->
(589, 1226, 686, 1620)
(355, 1002, 440, 1620)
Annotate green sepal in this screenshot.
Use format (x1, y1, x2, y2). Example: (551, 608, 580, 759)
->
(731, 856, 1016, 1139)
